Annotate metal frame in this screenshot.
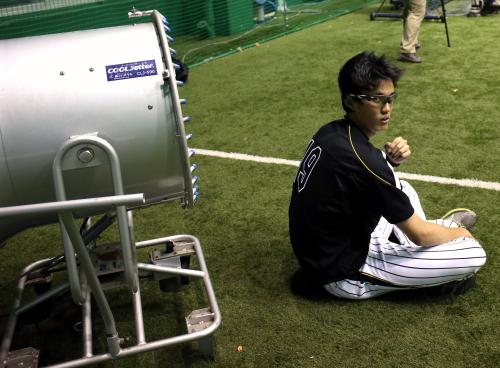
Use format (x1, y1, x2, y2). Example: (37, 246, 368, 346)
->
(0, 135, 221, 367)
(0, 9, 219, 367)
(0, 230, 221, 368)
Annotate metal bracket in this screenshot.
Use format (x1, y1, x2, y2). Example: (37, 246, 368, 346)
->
(3, 347, 39, 368)
(150, 240, 195, 290)
(186, 308, 216, 359)
(186, 308, 215, 334)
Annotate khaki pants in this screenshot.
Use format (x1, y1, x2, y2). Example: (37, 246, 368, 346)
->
(400, 0, 426, 54)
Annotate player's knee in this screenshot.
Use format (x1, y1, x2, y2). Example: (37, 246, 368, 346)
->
(468, 240, 487, 270)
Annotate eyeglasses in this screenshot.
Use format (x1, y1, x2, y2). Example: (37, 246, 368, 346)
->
(348, 92, 398, 105)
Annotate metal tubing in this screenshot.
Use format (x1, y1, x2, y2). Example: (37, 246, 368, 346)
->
(0, 258, 54, 367)
(6, 232, 221, 368)
(82, 284, 93, 358)
(81, 223, 93, 358)
(59, 212, 120, 357)
(53, 134, 139, 294)
(52, 133, 86, 305)
(440, 0, 451, 47)
(59, 223, 84, 305)
(116, 205, 139, 293)
(44, 234, 221, 368)
(136, 234, 219, 321)
(45, 330, 215, 368)
(151, 10, 194, 209)
(0, 194, 145, 217)
(15, 282, 69, 316)
(137, 263, 205, 278)
(187, 235, 222, 333)
(132, 290, 146, 345)
(127, 211, 146, 346)
(136, 234, 220, 329)
(135, 236, 177, 249)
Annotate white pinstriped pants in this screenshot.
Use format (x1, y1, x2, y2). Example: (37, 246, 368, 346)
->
(324, 180, 487, 300)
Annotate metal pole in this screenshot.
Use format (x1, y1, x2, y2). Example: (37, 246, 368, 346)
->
(0, 258, 54, 367)
(128, 211, 146, 346)
(81, 219, 93, 359)
(284, 0, 288, 28)
(53, 135, 140, 294)
(82, 284, 93, 358)
(0, 194, 144, 217)
(137, 263, 205, 278)
(59, 212, 121, 357)
(15, 283, 69, 316)
(440, 0, 450, 47)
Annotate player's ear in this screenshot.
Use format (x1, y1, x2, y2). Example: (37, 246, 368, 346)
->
(344, 94, 357, 110)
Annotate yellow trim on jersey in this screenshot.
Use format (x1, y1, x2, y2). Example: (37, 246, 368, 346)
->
(348, 125, 393, 187)
(360, 271, 410, 287)
(360, 271, 392, 284)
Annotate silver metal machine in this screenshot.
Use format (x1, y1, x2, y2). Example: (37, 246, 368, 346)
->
(0, 9, 220, 368)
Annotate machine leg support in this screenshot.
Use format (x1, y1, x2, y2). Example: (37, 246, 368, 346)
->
(106, 335, 121, 358)
(186, 307, 216, 359)
(197, 336, 215, 360)
(2, 347, 39, 368)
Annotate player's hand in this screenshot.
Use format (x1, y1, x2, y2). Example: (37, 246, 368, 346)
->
(385, 136, 411, 165)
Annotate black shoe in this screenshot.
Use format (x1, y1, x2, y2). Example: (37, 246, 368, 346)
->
(399, 53, 422, 63)
(440, 275, 476, 296)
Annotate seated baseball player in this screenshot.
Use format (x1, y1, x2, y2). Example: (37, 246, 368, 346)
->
(288, 51, 486, 300)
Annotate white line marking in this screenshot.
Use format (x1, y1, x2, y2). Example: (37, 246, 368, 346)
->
(195, 148, 300, 167)
(194, 148, 500, 191)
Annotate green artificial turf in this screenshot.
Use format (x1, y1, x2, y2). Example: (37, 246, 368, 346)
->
(183, 6, 500, 183)
(1, 2, 500, 368)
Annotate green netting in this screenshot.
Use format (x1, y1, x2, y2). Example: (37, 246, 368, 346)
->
(1, 0, 468, 67)
(0, 0, 382, 66)
(370, 0, 472, 17)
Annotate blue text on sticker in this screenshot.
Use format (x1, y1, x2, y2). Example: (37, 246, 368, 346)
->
(106, 60, 157, 81)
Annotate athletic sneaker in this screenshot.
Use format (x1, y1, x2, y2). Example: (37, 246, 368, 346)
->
(441, 208, 477, 230)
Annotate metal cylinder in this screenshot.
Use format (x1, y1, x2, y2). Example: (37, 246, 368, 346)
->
(0, 23, 192, 243)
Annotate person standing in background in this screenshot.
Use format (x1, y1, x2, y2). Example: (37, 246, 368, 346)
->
(399, 0, 426, 63)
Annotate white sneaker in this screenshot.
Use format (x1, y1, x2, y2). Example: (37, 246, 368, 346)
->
(441, 208, 477, 230)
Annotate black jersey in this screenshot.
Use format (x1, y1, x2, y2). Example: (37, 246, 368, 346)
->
(289, 118, 414, 285)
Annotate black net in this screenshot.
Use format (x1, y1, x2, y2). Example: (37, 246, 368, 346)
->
(0, 0, 380, 65)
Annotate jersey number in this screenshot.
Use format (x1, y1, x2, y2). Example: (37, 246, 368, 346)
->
(297, 140, 322, 192)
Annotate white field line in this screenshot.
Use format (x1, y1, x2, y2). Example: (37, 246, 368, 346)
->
(194, 148, 500, 192)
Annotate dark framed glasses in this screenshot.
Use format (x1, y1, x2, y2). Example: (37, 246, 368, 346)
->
(349, 92, 398, 105)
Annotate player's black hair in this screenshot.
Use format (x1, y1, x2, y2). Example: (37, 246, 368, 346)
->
(338, 51, 404, 112)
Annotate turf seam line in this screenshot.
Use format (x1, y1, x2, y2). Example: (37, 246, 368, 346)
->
(193, 148, 500, 192)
